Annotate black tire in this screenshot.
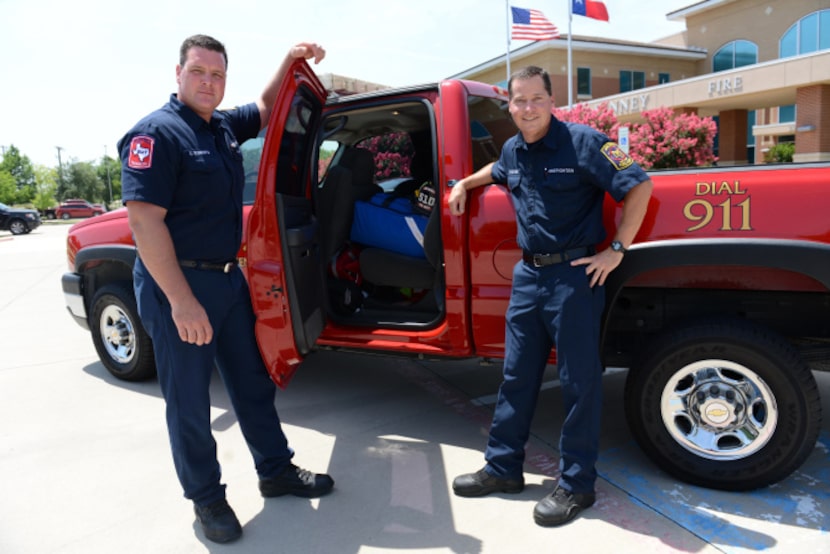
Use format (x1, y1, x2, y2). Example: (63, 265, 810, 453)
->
(9, 219, 28, 235)
(90, 283, 156, 381)
(61, 213, 71, 220)
(624, 317, 821, 491)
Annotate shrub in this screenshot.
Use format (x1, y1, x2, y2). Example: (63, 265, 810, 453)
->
(764, 142, 794, 163)
(553, 103, 717, 169)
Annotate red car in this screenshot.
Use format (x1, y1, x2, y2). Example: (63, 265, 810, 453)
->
(63, 59, 829, 492)
(55, 199, 105, 219)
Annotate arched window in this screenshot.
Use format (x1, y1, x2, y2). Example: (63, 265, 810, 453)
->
(780, 9, 830, 57)
(713, 40, 758, 72)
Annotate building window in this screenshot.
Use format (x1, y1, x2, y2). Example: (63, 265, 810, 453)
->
(779, 105, 796, 123)
(619, 70, 645, 93)
(658, 73, 670, 84)
(577, 67, 591, 96)
(780, 9, 830, 57)
(713, 40, 758, 72)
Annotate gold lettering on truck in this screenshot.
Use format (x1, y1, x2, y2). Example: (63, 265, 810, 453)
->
(684, 181, 753, 232)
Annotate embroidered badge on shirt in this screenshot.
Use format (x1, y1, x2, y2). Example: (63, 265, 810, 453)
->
(128, 136, 155, 169)
(600, 142, 634, 170)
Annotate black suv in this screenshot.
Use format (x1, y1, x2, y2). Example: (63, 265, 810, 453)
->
(0, 202, 42, 235)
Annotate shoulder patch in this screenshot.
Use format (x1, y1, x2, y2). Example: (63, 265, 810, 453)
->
(600, 142, 634, 170)
(128, 136, 155, 169)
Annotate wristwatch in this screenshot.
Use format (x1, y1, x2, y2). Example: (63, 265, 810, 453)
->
(610, 240, 627, 254)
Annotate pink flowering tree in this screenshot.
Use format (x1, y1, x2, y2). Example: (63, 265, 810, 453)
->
(628, 107, 718, 169)
(553, 103, 717, 169)
(553, 102, 619, 137)
(358, 133, 414, 180)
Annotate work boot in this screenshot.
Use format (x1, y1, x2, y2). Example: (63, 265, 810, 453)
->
(259, 464, 335, 498)
(452, 467, 524, 497)
(193, 499, 242, 543)
(533, 486, 596, 526)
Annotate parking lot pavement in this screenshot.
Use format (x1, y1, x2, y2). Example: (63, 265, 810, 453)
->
(1, 224, 828, 553)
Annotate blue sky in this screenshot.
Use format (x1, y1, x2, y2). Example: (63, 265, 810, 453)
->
(0, 0, 693, 168)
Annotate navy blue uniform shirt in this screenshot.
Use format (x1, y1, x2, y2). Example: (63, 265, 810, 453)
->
(119, 94, 260, 262)
(491, 117, 649, 254)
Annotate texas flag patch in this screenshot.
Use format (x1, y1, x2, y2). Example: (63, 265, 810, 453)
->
(600, 142, 634, 170)
(128, 136, 155, 169)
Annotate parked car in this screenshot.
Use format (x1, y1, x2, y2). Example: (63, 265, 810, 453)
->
(0, 202, 41, 234)
(55, 199, 105, 220)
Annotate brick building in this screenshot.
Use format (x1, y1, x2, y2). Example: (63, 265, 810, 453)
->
(450, 0, 830, 165)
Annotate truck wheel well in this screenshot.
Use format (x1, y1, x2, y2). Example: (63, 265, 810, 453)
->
(602, 239, 830, 369)
(75, 246, 137, 320)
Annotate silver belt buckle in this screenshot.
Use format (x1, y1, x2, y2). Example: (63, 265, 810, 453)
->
(223, 261, 234, 273)
(532, 254, 544, 267)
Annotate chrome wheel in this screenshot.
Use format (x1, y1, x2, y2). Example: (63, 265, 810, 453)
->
(625, 318, 820, 490)
(661, 360, 777, 460)
(90, 283, 155, 381)
(98, 303, 137, 365)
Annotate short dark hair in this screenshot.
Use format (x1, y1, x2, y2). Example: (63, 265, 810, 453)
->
(508, 66, 552, 98)
(179, 34, 228, 68)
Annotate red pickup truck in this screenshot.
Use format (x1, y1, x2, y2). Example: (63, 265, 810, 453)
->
(62, 60, 829, 493)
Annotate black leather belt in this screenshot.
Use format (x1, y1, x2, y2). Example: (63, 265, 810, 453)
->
(179, 259, 237, 273)
(522, 246, 594, 267)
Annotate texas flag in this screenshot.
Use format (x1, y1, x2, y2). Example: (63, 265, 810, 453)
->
(573, 0, 609, 21)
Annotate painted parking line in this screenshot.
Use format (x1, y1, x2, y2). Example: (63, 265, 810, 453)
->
(394, 358, 830, 551)
(599, 431, 830, 553)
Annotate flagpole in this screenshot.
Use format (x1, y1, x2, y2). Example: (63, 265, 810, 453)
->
(567, 0, 573, 108)
(506, 0, 511, 82)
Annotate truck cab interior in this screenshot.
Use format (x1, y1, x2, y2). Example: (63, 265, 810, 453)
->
(244, 84, 511, 338)
(315, 100, 443, 328)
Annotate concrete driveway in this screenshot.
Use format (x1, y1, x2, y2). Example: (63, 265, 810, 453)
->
(1, 224, 828, 553)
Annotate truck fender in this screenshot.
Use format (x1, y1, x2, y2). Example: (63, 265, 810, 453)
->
(601, 237, 830, 345)
(74, 244, 137, 273)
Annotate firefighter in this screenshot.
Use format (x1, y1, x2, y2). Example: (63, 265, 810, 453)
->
(447, 65, 653, 527)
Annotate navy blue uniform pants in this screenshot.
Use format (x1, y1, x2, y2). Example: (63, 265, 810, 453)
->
(484, 260, 605, 494)
(134, 260, 294, 505)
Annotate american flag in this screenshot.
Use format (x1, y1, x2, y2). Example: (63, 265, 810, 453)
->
(511, 6, 560, 41)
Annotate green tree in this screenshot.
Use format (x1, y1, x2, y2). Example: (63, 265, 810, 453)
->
(96, 155, 122, 205)
(65, 161, 106, 202)
(0, 170, 16, 204)
(0, 145, 37, 203)
(32, 166, 59, 212)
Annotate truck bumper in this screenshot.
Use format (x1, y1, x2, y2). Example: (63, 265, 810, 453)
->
(62, 272, 89, 330)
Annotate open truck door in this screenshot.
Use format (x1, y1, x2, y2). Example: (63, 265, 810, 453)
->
(245, 59, 328, 388)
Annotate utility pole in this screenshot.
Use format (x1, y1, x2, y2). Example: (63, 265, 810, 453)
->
(104, 145, 113, 204)
(56, 146, 66, 195)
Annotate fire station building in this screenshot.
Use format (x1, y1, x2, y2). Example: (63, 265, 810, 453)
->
(451, 0, 830, 165)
